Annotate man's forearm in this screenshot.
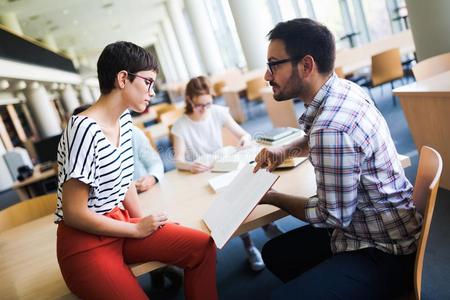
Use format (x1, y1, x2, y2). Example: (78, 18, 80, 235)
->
(264, 191, 309, 222)
(281, 135, 309, 159)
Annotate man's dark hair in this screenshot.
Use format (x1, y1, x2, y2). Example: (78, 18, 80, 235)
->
(267, 18, 335, 74)
(97, 41, 159, 94)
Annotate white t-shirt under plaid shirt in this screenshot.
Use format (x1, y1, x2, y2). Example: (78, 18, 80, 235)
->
(55, 111, 134, 223)
(301, 74, 422, 255)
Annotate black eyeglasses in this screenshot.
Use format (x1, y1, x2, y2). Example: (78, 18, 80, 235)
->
(191, 101, 212, 110)
(128, 72, 155, 93)
(266, 58, 296, 75)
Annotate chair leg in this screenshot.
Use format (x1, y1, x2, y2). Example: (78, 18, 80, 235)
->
(390, 81, 397, 106)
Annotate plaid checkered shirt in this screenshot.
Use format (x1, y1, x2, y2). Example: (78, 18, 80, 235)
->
(300, 74, 422, 255)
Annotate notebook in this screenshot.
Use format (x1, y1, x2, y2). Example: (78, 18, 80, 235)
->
(257, 127, 300, 142)
(203, 165, 279, 249)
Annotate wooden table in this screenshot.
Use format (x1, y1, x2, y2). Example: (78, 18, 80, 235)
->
(394, 70, 450, 189)
(0, 155, 411, 299)
(335, 29, 415, 75)
(12, 164, 57, 201)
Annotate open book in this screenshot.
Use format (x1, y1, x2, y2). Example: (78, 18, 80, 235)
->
(194, 146, 261, 172)
(203, 165, 279, 249)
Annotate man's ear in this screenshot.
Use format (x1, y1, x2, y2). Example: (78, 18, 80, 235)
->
(116, 70, 128, 89)
(298, 55, 315, 77)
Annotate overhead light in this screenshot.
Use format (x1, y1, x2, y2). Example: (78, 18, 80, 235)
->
(62, 9, 69, 15)
(0, 80, 9, 90)
(15, 81, 27, 90)
(73, 19, 79, 25)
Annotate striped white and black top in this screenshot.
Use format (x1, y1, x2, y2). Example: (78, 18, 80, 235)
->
(55, 111, 134, 223)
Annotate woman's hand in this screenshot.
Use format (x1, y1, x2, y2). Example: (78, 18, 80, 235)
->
(134, 212, 169, 238)
(190, 162, 212, 174)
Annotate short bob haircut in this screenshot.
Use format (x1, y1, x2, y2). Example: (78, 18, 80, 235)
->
(267, 18, 335, 75)
(97, 41, 159, 94)
(184, 76, 213, 114)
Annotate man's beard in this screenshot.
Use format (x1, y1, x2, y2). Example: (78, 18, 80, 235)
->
(271, 69, 304, 102)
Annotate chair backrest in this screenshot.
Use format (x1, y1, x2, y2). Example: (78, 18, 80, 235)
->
(412, 52, 450, 81)
(0, 193, 57, 232)
(335, 66, 345, 79)
(260, 86, 298, 128)
(213, 80, 226, 97)
(412, 146, 443, 300)
(371, 48, 404, 86)
(159, 108, 184, 127)
(246, 77, 267, 101)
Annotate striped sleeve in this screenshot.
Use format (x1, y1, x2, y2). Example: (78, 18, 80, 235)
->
(64, 117, 98, 187)
(305, 128, 361, 228)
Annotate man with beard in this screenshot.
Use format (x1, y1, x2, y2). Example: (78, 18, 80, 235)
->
(253, 18, 421, 299)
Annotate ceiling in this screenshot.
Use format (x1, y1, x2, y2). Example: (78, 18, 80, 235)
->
(0, 0, 169, 70)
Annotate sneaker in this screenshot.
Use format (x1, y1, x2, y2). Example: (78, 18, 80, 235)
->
(246, 246, 265, 272)
(264, 223, 285, 239)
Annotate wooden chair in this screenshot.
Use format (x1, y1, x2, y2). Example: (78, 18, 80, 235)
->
(0, 193, 57, 232)
(159, 108, 184, 128)
(213, 80, 226, 97)
(410, 146, 443, 300)
(412, 52, 450, 81)
(362, 48, 404, 105)
(335, 66, 345, 79)
(260, 86, 298, 128)
(245, 77, 267, 119)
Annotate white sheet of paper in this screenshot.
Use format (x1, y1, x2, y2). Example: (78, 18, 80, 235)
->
(203, 165, 279, 249)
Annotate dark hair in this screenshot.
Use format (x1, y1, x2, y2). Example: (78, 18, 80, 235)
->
(267, 18, 335, 74)
(97, 41, 159, 94)
(184, 76, 213, 114)
(72, 104, 91, 116)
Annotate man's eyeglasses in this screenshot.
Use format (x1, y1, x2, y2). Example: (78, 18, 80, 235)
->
(128, 72, 155, 93)
(191, 101, 212, 110)
(266, 58, 296, 75)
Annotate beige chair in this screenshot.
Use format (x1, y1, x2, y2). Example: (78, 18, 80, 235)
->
(0, 193, 57, 232)
(245, 77, 267, 118)
(362, 48, 404, 105)
(260, 86, 298, 128)
(213, 80, 226, 97)
(412, 52, 450, 81)
(335, 66, 345, 79)
(409, 146, 443, 300)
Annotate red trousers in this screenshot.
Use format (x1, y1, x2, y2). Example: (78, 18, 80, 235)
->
(57, 207, 218, 300)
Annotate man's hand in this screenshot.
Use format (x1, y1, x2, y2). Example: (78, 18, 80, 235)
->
(134, 212, 169, 238)
(253, 147, 286, 173)
(135, 176, 157, 193)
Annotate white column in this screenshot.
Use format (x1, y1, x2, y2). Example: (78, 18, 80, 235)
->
(166, 0, 203, 76)
(79, 85, 94, 104)
(406, 0, 450, 61)
(161, 18, 189, 81)
(25, 84, 62, 138)
(0, 12, 23, 35)
(61, 85, 81, 115)
(90, 86, 101, 100)
(184, 0, 224, 75)
(154, 40, 176, 83)
(228, 0, 272, 70)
